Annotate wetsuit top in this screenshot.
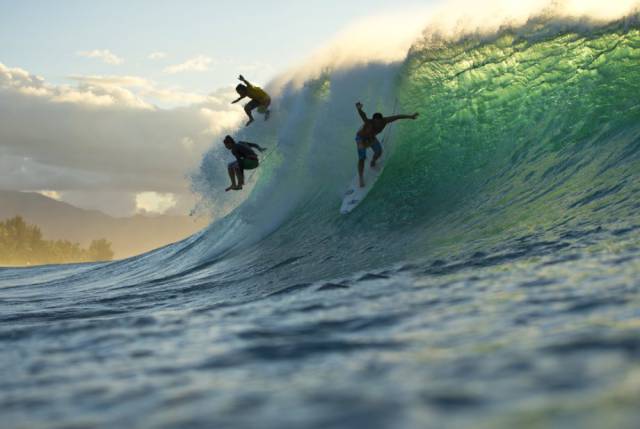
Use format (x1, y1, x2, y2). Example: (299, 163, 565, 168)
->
(232, 143, 258, 162)
(246, 86, 270, 104)
(357, 119, 387, 140)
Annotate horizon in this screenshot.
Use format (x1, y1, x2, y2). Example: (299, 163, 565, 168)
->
(0, 189, 210, 261)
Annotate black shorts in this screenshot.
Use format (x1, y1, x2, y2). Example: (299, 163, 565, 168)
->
(229, 159, 259, 171)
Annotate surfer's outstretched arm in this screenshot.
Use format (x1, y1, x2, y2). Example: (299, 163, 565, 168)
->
(231, 95, 246, 104)
(355, 102, 368, 122)
(385, 113, 419, 123)
(238, 75, 253, 88)
(241, 141, 267, 152)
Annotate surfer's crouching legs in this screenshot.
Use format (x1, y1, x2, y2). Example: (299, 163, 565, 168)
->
(226, 161, 244, 191)
(370, 139, 383, 168)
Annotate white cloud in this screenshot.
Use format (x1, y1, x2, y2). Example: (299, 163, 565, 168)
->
(181, 137, 195, 151)
(71, 75, 150, 88)
(164, 55, 213, 74)
(0, 63, 151, 109)
(50, 91, 108, 105)
(77, 49, 124, 65)
(37, 190, 62, 200)
(135, 192, 177, 214)
(144, 87, 209, 105)
(68, 74, 215, 106)
(199, 107, 243, 135)
(148, 51, 167, 60)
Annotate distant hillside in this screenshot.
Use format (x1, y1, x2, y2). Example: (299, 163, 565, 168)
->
(0, 190, 209, 259)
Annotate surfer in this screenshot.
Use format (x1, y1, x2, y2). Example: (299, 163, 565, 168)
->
(223, 135, 266, 191)
(354, 102, 419, 187)
(232, 75, 271, 127)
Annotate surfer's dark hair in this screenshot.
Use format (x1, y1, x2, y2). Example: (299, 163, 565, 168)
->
(373, 113, 383, 120)
(236, 84, 247, 93)
(224, 135, 235, 145)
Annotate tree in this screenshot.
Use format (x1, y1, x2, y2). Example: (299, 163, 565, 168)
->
(88, 239, 114, 262)
(0, 216, 115, 266)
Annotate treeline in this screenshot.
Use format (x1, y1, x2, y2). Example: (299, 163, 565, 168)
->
(0, 216, 114, 266)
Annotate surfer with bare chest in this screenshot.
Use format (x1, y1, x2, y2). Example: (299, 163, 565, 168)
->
(354, 102, 418, 187)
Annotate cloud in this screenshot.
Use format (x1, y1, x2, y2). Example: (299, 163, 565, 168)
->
(199, 107, 246, 135)
(77, 49, 124, 65)
(0, 62, 244, 216)
(144, 87, 209, 105)
(68, 74, 217, 106)
(181, 137, 195, 151)
(70, 75, 150, 88)
(37, 190, 62, 200)
(55, 190, 139, 217)
(148, 51, 167, 60)
(0, 63, 151, 109)
(135, 192, 177, 214)
(164, 55, 213, 74)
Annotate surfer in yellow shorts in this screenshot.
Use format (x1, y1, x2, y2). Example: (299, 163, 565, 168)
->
(232, 75, 271, 127)
(355, 101, 419, 187)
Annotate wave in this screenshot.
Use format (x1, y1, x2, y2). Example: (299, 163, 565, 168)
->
(3, 4, 639, 300)
(186, 10, 640, 274)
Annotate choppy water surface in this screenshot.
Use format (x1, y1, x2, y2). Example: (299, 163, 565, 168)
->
(2, 230, 640, 429)
(2, 14, 640, 429)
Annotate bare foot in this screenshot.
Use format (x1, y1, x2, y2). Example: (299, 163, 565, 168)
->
(264, 110, 270, 121)
(225, 185, 242, 192)
(359, 179, 366, 188)
(370, 160, 377, 168)
(245, 118, 254, 127)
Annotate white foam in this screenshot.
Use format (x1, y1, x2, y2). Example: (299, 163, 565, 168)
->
(272, 0, 639, 90)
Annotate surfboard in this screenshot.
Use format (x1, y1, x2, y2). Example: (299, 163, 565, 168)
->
(340, 150, 386, 215)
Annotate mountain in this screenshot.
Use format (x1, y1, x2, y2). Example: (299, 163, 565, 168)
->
(0, 190, 209, 259)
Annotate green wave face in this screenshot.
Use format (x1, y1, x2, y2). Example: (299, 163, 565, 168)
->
(374, 19, 640, 247)
(193, 17, 640, 278)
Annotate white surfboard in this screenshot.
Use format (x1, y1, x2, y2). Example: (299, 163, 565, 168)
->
(340, 150, 386, 215)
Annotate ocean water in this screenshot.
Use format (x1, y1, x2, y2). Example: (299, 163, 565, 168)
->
(2, 14, 640, 429)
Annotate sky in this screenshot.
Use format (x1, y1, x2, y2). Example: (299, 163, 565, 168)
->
(1, 0, 430, 92)
(0, 0, 433, 217)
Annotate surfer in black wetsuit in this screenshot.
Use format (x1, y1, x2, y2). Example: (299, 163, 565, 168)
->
(355, 102, 419, 187)
(223, 135, 266, 191)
